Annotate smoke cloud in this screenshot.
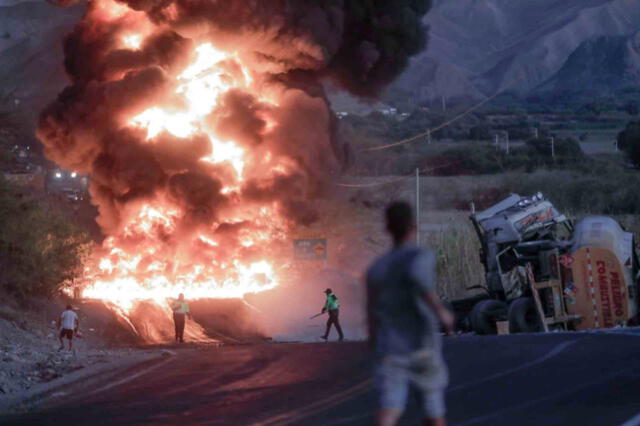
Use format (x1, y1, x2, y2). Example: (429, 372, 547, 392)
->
(39, 0, 431, 306)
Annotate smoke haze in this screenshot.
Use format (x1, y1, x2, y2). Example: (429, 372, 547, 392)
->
(38, 0, 431, 332)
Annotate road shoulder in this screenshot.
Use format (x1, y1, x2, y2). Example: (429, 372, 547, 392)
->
(0, 347, 174, 416)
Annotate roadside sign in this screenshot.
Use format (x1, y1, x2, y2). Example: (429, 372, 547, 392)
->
(293, 238, 327, 260)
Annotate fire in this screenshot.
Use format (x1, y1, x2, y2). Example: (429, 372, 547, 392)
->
(131, 43, 239, 138)
(83, 260, 276, 311)
(122, 34, 142, 50)
(79, 2, 288, 311)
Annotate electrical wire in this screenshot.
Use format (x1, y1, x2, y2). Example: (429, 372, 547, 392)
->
(335, 160, 461, 188)
(365, 90, 502, 152)
(336, 78, 521, 187)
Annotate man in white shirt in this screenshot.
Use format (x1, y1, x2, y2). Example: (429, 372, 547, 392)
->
(58, 304, 79, 351)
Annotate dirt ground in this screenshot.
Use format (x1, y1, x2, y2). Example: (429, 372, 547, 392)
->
(0, 297, 152, 400)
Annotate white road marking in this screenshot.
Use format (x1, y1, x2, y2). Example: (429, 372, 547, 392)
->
(256, 340, 578, 425)
(620, 412, 640, 426)
(85, 353, 175, 397)
(459, 369, 630, 426)
(253, 379, 372, 426)
(458, 332, 640, 425)
(449, 339, 576, 392)
(585, 328, 640, 338)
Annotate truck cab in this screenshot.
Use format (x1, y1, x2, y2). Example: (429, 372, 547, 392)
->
(455, 193, 639, 334)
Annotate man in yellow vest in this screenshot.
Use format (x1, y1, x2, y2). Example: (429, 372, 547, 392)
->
(321, 288, 344, 341)
(171, 293, 192, 343)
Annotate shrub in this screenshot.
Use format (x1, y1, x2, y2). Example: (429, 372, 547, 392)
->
(504, 167, 640, 215)
(435, 139, 586, 175)
(419, 217, 485, 300)
(525, 137, 585, 166)
(0, 178, 91, 298)
(617, 121, 640, 167)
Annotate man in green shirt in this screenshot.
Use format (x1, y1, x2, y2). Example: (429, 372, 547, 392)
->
(171, 293, 192, 343)
(321, 288, 344, 341)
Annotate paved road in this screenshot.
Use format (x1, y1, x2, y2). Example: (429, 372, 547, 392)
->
(3, 331, 640, 425)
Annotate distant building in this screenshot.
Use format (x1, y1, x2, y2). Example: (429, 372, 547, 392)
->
(378, 107, 397, 116)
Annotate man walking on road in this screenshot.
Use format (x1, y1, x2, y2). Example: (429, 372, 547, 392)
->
(321, 288, 344, 341)
(58, 304, 79, 351)
(171, 293, 192, 343)
(366, 201, 455, 426)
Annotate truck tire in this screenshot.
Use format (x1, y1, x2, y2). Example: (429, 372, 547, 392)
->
(470, 300, 507, 335)
(508, 297, 543, 333)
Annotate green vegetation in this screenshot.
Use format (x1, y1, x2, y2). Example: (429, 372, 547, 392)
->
(504, 166, 640, 216)
(345, 136, 586, 176)
(340, 96, 640, 300)
(617, 120, 640, 167)
(432, 138, 585, 175)
(338, 98, 631, 175)
(0, 178, 91, 299)
(414, 164, 640, 298)
(422, 223, 484, 300)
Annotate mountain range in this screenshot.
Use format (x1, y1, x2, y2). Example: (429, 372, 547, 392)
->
(1, 0, 640, 114)
(397, 0, 640, 102)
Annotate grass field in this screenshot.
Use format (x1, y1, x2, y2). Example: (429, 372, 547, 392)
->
(555, 128, 622, 154)
(332, 164, 639, 300)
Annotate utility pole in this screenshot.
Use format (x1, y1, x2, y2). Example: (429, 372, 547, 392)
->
(416, 168, 420, 246)
(494, 134, 499, 150)
(505, 131, 510, 155)
(427, 129, 431, 145)
(533, 127, 539, 139)
(550, 136, 555, 160)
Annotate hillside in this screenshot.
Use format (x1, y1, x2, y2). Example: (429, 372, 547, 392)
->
(2, 0, 640, 113)
(395, 0, 640, 102)
(538, 32, 640, 95)
(0, 1, 81, 113)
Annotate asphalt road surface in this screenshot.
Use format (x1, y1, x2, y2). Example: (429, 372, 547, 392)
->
(3, 331, 640, 426)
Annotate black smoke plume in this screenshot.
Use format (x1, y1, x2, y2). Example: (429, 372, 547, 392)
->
(39, 0, 431, 294)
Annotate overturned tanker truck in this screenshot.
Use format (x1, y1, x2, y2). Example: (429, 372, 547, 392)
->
(451, 193, 640, 334)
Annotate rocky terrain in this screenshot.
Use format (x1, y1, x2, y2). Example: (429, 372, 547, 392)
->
(0, 297, 151, 400)
(538, 32, 640, 95)
(399, 0, 640, 101)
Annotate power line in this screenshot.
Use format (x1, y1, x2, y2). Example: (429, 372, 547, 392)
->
(335, 160, 461, 188)
(364, 79, 521, 152)
(365, 93, 499, 152)
(335, 173, 414, 188)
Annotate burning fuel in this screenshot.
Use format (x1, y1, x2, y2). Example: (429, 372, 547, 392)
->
(39, 0, 431, 311)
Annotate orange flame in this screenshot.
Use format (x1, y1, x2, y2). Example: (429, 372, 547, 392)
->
(82, 4, 287, 311)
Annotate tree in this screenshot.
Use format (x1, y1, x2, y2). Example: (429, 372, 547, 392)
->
(0, 179, 91, 298)
(525, 137, 584, 165)
(623, 101, 639, 116)
(617, 121, 640, 167)
(469, 125, 491, 141)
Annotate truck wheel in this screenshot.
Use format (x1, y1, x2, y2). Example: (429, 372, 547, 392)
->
(508, 297, 543, 333)
(470, 300, 507, 335)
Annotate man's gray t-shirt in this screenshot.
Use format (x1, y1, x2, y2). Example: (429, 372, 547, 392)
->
(366, 245, 441, 355)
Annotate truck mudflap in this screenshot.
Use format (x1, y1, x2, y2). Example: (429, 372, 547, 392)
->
(567, 247, 635, 330)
